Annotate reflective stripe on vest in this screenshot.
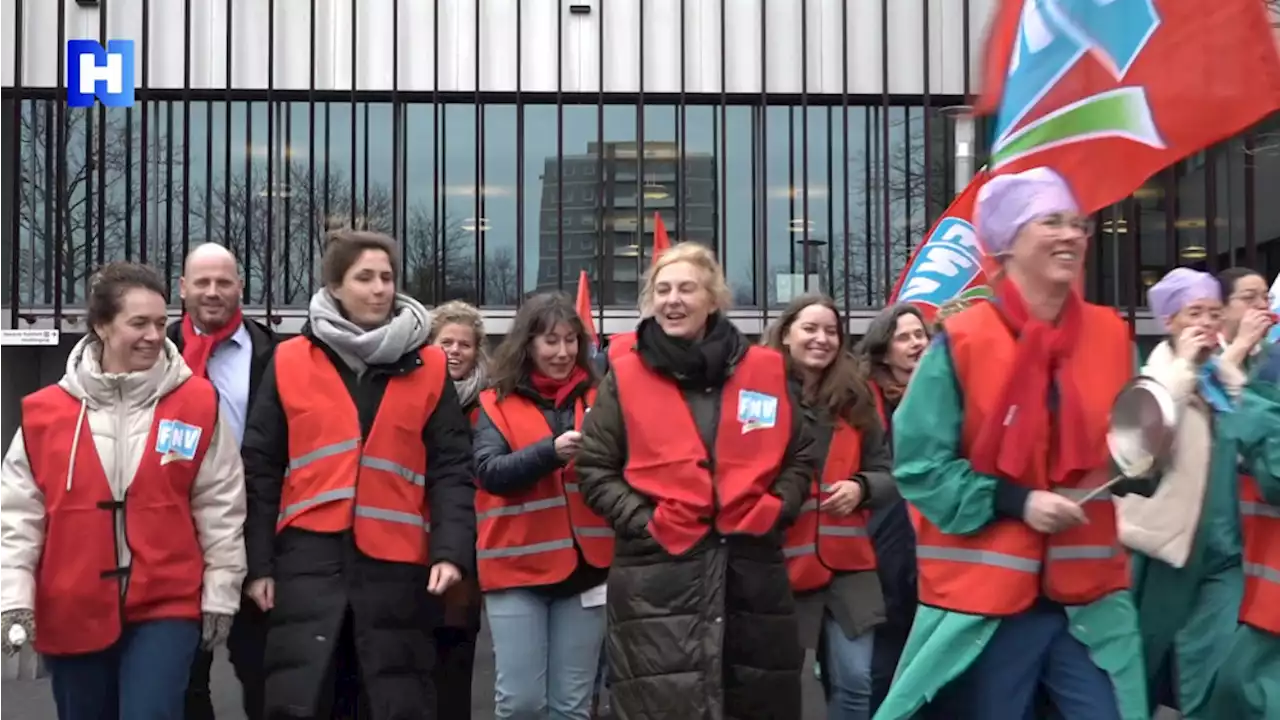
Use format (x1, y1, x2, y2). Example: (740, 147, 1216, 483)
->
(474, 389, 614, 591)
(614, 346, 793, 556)
(1239, 475, 1280, 634)
(23, 378, 216, 656)
(274, 338, 445, 565)
(784, 416, 877, 592)
(914, 302, 1133, 616)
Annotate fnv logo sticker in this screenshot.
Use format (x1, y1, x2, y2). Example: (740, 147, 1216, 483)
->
(155, 419, 202, 464)
(897, 218, 991, 309)
(737, 390, 779, 435)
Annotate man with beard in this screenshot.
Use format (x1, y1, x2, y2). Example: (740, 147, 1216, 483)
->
(169, 242, 278, 720)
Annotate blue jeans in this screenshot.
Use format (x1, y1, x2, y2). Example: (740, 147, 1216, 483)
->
(929, 605, 1121, 720)
(485, 589, 607, 720)
(46, 619, 201, 720)
(822, 615, 875, 720)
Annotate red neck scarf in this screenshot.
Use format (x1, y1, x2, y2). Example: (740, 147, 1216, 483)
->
(181, 309, 244, 378)
(529, 366, 589, 407)
(968, 281, 1092, 486)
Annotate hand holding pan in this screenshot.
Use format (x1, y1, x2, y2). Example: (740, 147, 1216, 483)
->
(1075, 377, 1179, 505)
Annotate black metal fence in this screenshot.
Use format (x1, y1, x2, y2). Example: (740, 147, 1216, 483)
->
(3, 0, 1276, 330)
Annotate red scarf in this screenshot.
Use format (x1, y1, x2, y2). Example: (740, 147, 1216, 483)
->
(968, 282, 1092, 486)
(529, 366, 589, 407)
(180, 309, 244, 378)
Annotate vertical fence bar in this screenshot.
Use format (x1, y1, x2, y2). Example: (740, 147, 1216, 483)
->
(841, 0, 851, 315)
(164, 101, 174, 296)
(800, 0, 811, 291)
(962, 0, 972, 97)
(515, 0, 524, 302)
(788, 103, 795, 274)
(308, 0, 317, 291)
(637, 0, 646, 274)
(596, 0, 605, 315)
(181, 0, 191, 261)
(922, 0, 932, 230)
(432, 0, 441, 302)
(265, 0, 275, 317)
(1243, 132, 1257, 268)
(43, 101, 53, 302)
(678, 0, 686, 241)
(223, 0, 233, 251)
(879, 0, 891, 302)
(475, 0, 484, 300)
(718, 0, 728, 272)
(759, 0, 768, 312)
(139, 0, 150, 267)
(392, 0, 402, 252)
(350, 0, 358, 223)
(284, 104, 293, 303)
(863, 110, 873, 305)
(85, 26, 96, 293)
(1164, 166, 1178, 271)
(556, 0, 565, 290)
(97, 0, 108, 265)
(244, 101, 254, 302)
(54, 0, 66, 314)
(8, 0, 24, 326)
(1127, 196, 1140, 322)
(1204, 148, 1218, 272)
(826, 106, 835, 299)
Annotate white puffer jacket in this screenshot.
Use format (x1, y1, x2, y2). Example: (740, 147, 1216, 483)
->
(0, 336, 247, 616)
(1115, 341, 1246, 568)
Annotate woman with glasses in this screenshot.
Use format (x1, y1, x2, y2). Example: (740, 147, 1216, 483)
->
(1218, 267, 1277, 374)
(875, 168, 1147, 720)
(1123, 268, 1276, 718)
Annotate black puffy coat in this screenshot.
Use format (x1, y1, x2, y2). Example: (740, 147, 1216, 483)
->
(242, 327, 476, 720)
(575, 325, 820, 720)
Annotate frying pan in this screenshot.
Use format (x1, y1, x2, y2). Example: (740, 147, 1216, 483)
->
(1076, 376, 1179, 504)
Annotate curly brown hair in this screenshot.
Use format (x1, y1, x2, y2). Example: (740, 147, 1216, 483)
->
(87, 262, 168, 338)
(763, 293, 878, 432)
(488, 292, 598, 399)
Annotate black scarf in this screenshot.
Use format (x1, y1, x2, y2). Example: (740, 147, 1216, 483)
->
(636, 313, 745, 390)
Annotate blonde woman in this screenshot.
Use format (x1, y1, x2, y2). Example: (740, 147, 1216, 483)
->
(428, 300, 490, 720)
(577, 242, 820, 719)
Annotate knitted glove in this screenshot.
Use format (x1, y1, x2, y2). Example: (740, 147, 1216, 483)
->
(1, 609, 36, 656)
(200, 612, 234, 651)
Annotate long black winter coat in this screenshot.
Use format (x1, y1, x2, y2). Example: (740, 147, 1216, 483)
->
(575, 331, 820, 720)
(242, 326, 476, 720)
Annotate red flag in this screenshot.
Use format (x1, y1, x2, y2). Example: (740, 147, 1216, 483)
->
(890, 175, 995, 324)
(575, 269, 598, 349)
(976, 0, 1280, 213)
(893, 0, 1280, 317)
(651, 212, 671, 268)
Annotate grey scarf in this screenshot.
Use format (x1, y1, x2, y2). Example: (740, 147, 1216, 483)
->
(453, 359, 490, 410)
(308, 289, 432, 374)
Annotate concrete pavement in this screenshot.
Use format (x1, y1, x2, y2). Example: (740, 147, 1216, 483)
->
(2, 627, 1181, 718)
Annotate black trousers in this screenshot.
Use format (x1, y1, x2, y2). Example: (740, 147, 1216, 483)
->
(184, 603, 270, 720)
(432, 626, 478, 719)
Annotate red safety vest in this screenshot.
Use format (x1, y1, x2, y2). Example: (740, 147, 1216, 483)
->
(1239, 474, 1280, 634)
(608, 331, 637, 361)
(784, 419, 878, 593)
(474, 389, 614, 592)
(916, 301, 1132, 616)
(613, 346, 793, 556)
(274, 337, 445, 566)
(23, 378, 217, 655)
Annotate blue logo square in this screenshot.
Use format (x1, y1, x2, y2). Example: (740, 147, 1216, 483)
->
(67, 39, 135, 108)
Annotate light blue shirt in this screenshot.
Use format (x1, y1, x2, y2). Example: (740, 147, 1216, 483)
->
(202, 322, 253, 446)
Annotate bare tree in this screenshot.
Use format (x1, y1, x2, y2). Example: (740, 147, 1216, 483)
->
(13, 101, 172, 307)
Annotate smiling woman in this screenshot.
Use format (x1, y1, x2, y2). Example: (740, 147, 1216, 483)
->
(87, 262, 171, 373)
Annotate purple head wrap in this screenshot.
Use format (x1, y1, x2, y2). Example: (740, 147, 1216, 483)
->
(1148, 267, 1221, 322)
(977, 167, 1080, 256)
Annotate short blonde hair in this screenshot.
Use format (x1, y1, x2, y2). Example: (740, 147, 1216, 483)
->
(429, 300, 491, 373)
(639, 242, 733, 316)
